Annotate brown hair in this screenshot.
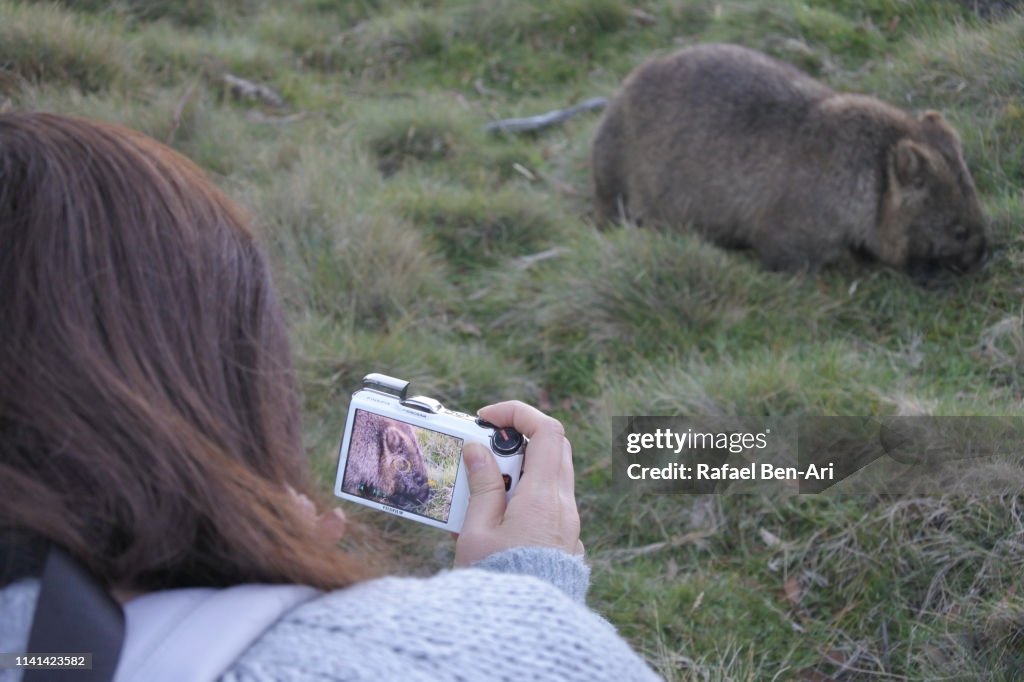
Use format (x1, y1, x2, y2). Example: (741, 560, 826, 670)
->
(0, 112, 371, 591)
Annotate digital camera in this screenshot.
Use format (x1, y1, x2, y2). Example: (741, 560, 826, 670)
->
(332, 374, 526, 532)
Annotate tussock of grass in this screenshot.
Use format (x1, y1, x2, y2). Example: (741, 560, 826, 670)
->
(588, 493, 1024, 679)
(666, 3, 852, 72)
(602, 342, 894, 416)
(803, 0, 968, 27)
(252, 6, 339, 60)
(680, 2, 887, 68)
(136, 26, 290, 88)
(256, 147, 449, 329)
(522, 228, 823, 357)
(857, 14, 1024, 193)
(317, 0, 630, 79)
(0, 1, 136, 92)
(766, 496, 1024, 676)
(310, 7, 452, 76)
(977, 314, 1024, 390)
(871, 11, 1024, 107)
(988, 191, 1024, 261)
(792, 4, 886, 59)
(295, 319, 533, 415)
(353, 99, 466, 176)
(350, 95, 559, 185)
(130, 23, 210, 85)
(461, 0, 631, 52)
(9, 84, 208, 147)
(58, 0, 261, 27)
(16, 87, 269, 175)
(392, 183, 565, 268)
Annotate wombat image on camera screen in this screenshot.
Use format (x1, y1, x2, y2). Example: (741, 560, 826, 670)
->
(343, 411, 430, 509)
(592, 43, 988, 277)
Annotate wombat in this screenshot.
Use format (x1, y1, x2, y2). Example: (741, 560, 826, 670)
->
(592, 43, 987, 277)
(343, 412, 430, 507)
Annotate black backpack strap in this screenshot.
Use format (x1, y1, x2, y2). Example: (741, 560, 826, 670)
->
(23, 545, 125, 682)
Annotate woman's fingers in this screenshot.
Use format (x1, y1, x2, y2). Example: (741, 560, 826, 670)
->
(460, 442, 508, 533)
(478, 401, 571, 489)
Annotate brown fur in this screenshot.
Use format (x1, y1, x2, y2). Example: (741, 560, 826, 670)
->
(343, 411, 430, 507)
(592, 44, 987, 276)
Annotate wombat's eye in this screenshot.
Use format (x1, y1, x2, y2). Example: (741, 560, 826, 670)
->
(391, 458, 411, 473)
(953, 226, 969, 243)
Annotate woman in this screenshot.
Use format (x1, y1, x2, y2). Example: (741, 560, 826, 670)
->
(0, 112, 659, 680)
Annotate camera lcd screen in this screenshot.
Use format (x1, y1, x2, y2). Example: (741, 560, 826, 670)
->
(341, 409, 462, 523)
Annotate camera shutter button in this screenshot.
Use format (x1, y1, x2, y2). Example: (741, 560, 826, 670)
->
(490, 427, 524, 456)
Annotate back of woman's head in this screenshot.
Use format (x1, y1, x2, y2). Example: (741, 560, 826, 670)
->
(0, 112, 366, 590)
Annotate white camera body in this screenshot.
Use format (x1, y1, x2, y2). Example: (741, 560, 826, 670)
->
(332, 374, 525, 532)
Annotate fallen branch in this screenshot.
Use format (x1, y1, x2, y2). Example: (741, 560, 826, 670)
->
(222, 72, 285, 108)
(512, 247, 570, 270)
(166, 81, 199, 145)
(485, 96, 608, 134)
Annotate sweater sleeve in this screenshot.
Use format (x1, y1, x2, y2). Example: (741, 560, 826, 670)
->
(473, 546, 590, 603)
(223, 568, 662, 682)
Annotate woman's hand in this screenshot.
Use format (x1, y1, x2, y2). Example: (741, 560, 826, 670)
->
(288, 486, 348, 544)
(454, 401, 583, 567)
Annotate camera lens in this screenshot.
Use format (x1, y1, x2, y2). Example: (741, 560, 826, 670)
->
(491, 427, 524, 455)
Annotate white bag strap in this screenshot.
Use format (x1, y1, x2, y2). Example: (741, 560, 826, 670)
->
(114, 583, 319, 682)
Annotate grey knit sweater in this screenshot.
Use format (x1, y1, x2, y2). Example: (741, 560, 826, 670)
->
(0, 547, 661, 681)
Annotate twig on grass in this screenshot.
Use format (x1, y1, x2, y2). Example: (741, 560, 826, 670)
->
(593, 528, 718, 564)
(166, 81, 200, 145)
(513, 247, 570, 270)
(484, 96, 608, 134)
(222, 72, 285, 108)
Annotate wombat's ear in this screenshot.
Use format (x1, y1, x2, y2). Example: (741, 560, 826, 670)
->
(892, 139, 937, 190)
(920, 110, 961, 142)
(383, 426, 404, 452)
(919, 110, 964, 157)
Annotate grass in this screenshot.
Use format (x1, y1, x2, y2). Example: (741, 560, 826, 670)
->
(5, 0, 1024, 677)
(416, 428, 461, 523)
(0, 1, 136, 92)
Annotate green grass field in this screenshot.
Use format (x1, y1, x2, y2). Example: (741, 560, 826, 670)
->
(4, 0, 1024, 677)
